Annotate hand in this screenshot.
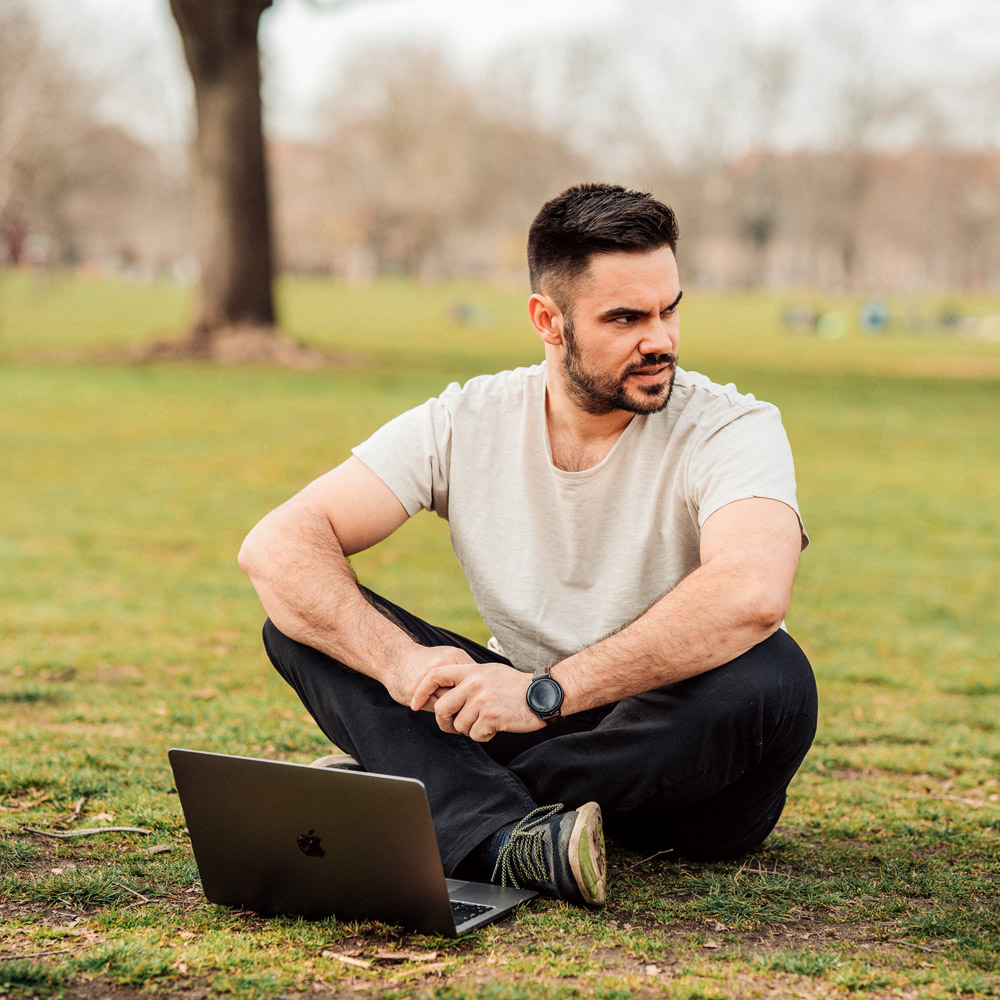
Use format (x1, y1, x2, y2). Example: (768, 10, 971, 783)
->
(410, 661, 545, 742)
(383, 644, 478, 707)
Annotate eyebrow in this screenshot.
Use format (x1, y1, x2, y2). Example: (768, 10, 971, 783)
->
(597, 289, 683, 322)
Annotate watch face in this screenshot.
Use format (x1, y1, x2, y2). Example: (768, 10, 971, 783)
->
(528, 676, 563, 716)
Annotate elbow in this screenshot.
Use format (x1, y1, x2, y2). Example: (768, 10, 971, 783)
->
(745, 586, 790, 636)
(237, 523, 268, 580)
(237, 538, 253, 577)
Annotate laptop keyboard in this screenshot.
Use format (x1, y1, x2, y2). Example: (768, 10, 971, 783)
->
(451, 900, 494, 925)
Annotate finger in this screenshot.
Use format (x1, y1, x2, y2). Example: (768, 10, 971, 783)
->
(434, 708, 459, 735)
(412, 690, 441, 712)
(409, 684, 432, 712)
(410, 670, 455, 711)
(450, 700, 482, 738)
(410, 661, 475, 709)
(432, 687, 469, 734)
(468, 717, 497, 743)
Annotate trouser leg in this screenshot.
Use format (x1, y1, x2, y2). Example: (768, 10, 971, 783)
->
(263, 591, 816, 870)
(503, 628, 818, 860)
(261, 600, 537, 876)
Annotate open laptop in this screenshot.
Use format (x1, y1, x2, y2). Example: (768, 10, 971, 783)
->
(168, 749, 536, 936)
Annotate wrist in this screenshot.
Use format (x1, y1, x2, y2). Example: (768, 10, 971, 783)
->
(549, 655, 585, 716)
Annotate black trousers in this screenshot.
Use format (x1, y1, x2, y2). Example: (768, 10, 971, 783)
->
(263, 591, 818, 877)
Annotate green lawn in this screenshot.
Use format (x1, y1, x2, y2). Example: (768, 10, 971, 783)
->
(1, 272, 998, 999)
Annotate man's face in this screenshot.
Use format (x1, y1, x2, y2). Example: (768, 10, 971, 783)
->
(557, 247, 681, 416)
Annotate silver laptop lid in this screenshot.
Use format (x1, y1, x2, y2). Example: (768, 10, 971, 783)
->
(169, 748, 459, 935)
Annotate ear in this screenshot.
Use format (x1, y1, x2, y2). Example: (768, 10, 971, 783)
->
(528, 293, 565, 347)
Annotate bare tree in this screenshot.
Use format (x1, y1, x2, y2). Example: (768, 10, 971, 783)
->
(168, 0, 277, 355)
(314, 42, 589, 281)
(732, 44, 796, 287)
(0, 5, 96, 264)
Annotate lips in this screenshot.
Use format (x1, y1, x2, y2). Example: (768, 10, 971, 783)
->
(628, 363, 673, 380)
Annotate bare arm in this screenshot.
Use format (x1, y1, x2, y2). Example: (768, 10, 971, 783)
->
(552, 496, 803, 712)
(238, 456, 474, 704)
(412, 496, 802, 739)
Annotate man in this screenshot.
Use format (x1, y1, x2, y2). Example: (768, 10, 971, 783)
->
(239, 183, 817, 910)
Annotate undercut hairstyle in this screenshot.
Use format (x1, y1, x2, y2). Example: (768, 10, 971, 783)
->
(527, 183, 680, 313)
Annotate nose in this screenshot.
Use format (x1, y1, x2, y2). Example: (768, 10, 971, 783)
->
(638, 316, 678, 358)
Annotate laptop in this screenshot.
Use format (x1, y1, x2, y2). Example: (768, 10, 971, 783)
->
(168, 748, 536, 936)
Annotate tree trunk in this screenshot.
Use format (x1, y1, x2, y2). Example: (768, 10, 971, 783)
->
(169, 0, 276, 348)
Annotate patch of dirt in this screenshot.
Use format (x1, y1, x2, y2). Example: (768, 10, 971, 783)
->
(108, 325, 368, 370)
(56, 978, 220, 1000)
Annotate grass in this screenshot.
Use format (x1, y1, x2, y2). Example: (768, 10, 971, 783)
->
(1, 269, 999, 999)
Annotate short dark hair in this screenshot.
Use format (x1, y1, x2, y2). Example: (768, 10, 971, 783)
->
(527, 183, 679, 309)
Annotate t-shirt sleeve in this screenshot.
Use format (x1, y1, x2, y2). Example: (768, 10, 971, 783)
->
(350, 394, 453, 519)
(686, 402, 809, 548)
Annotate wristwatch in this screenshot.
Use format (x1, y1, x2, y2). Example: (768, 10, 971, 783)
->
(526, 667, 564, 721)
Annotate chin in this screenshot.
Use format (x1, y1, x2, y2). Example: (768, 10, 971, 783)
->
(629, 381, 673, 413)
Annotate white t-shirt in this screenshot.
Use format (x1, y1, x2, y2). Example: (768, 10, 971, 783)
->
(353, 363, 805, 674)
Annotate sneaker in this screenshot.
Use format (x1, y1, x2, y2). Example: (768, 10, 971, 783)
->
(490, 801, 605, 907)
(309, 752, 364, 771)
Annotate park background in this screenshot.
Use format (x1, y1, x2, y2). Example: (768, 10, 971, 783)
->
(1, 1, 998, 999)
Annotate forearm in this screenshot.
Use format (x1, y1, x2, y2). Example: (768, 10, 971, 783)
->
(553, 560, 788, 715)
(238, 504, 417, 683)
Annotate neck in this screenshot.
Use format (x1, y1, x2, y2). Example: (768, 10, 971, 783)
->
(544, 368, 635, 472)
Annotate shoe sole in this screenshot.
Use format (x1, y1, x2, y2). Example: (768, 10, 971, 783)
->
(310, 753, 363, 770)
(568, 801, 606, 906)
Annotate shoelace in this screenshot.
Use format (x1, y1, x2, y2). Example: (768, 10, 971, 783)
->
(491, 802, 565, 888)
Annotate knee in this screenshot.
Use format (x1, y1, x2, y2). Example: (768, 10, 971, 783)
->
(261, 618, 297, 683)
(742, 629, 817, 724)
(695, 630, 816, 764)
(749, 631, 818, 770)
(261, 618, 357, 692)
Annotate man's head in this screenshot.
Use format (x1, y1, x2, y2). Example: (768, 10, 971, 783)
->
(527, 183, 679, 317)
(528, 185, 682, 417)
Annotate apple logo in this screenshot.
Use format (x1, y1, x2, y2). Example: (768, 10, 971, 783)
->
(297, 829, 325, 858)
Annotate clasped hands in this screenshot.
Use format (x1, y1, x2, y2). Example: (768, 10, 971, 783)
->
(386, 645, 545, 743)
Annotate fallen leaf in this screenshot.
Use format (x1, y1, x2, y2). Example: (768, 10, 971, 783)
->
(0, 793, 52, 813)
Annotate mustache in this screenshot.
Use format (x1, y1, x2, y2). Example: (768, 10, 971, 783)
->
(622, 353, 677, 377)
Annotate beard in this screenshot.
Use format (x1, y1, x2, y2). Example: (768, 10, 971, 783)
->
(562, 320, 677, 416)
